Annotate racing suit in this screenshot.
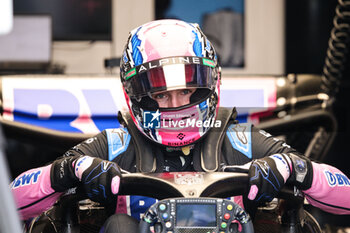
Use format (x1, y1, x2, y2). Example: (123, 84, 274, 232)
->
(11, 116, 350, 221)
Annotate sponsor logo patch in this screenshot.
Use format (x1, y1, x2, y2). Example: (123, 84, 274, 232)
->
(11, 170, 42, 189)
(107, 128, 131, 161)
(324, 170, 350, 187)
(226, 123, 252, 159)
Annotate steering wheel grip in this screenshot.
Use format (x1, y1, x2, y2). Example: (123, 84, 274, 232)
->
(242, 221, 255, 233)
(139, 220, 152, 233)
(235, 207, 255, 233)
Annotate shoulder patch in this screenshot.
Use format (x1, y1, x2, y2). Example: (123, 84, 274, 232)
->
(226, 123, 252, 159)
(106, 128, 131, 161)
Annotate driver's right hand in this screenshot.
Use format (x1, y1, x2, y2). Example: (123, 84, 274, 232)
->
(50, 155, 121, 204)
(75, 156, 121, 203)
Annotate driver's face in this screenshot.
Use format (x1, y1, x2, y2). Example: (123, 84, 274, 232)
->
(151, 88, 196, 108)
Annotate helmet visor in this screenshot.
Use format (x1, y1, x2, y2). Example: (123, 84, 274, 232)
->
(123, 56, 217, 98)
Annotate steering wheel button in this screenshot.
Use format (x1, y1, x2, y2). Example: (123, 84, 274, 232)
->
(165, 221, 172, 228)
(227, 204, 233, 211)
(221, 222, 227, 229)
(159, 204, 167, 211)
(162, 213, 169, 219)
(224, 213, 230, 220)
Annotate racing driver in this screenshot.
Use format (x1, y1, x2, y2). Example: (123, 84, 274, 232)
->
(10, 19, 350, 233)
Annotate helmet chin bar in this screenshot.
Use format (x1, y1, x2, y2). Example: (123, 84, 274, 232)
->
(132, 90, 219, 148)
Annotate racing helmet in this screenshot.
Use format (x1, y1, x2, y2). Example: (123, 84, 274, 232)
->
(120, 19, 221, 147)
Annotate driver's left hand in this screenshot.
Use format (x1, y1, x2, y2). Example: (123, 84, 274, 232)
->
(247, 154, 291, 202)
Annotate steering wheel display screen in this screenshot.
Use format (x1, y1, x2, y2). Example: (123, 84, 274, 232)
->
(176, 204, 217, 227)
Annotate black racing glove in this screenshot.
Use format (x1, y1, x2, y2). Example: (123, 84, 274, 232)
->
(51, 155, 122, 204)
(247, 153, 313, 203)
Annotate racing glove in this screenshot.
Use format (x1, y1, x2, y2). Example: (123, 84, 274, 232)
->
(247, 153, 313, 202)
(51, 155, 121, 204)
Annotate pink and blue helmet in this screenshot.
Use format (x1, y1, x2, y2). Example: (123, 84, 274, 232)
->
(120, 19, 221, 147)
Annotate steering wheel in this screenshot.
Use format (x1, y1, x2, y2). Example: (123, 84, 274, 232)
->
(138, 196, 254, 233)
(122, 172, 255, 233)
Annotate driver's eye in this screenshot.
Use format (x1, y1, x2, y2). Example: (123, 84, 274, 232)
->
(181, 89, 193, 95)
(153, 93, 167, 99)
